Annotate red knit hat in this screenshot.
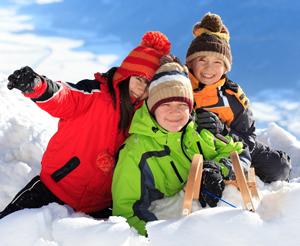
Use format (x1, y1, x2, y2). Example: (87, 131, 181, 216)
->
(113, 31, 171, 83)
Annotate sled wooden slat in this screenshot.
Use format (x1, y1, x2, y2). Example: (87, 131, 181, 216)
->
(230, 151, 256, 212)
(183, 150, 261, 216)
(247, 167, 260, 199)
(182, 154, 203, 216)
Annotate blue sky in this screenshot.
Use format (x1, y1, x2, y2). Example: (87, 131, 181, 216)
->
(0, 0, 300, 138)
(2, 0, 300, 96)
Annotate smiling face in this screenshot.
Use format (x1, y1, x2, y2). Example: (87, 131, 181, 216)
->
(190, 55, 226, 85)
(128, 76, 149, 100)
(154, 101, 190, 132)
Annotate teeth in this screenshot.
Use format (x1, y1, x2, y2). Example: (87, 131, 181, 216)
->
(202, 74, 214, 78)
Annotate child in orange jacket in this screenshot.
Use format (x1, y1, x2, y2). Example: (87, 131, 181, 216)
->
(185, 12, 291, 183)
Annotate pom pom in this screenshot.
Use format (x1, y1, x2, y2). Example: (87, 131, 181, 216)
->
(141, 31, 171, 55)
(156, 62, 188, 76)
(160, 54, 182, 65)
(199, 12, 223, 32)
(193, 12, 224, 36)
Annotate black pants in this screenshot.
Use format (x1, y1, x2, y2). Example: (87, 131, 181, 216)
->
(251, 141, 291, 183)
(0, 176, 63, 219)
(0, 176, 112, 219)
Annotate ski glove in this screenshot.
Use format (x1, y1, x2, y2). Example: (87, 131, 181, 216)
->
(7, 66, 44, 93)
(199, 160, 225, 208)
(195, 109, 225, 135)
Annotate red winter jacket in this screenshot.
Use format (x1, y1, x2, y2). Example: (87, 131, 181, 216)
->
(29, 68, 133, 213)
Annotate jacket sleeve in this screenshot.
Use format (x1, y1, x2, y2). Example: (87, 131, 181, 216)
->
(185, 126, 251, 177)
(229, 107, 256, 152)
(112, 141, 155, 236)
(224, 81, 257, 152)
(31, 78, 102, 119)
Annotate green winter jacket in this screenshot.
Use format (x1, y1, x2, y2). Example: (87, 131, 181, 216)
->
(112, 102, 244, 235)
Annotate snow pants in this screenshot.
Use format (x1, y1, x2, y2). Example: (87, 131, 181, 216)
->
(0, 176, 63, 219)
(0, 176, 112, 219)
(251, 141, 291, 183)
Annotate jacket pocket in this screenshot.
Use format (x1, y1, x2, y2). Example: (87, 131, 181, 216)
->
(51, 156, 80, 182)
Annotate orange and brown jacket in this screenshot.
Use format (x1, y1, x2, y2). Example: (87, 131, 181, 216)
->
(190, 72, 257, 151)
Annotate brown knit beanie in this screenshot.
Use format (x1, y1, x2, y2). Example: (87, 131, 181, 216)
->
(186, 12, 232, 72)
(147, 61, 194, 114)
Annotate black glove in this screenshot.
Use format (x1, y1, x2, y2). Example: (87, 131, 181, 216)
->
(7, 66, 43, 93)
(199, 160, 225, 208)
(195, 109, 225, 135)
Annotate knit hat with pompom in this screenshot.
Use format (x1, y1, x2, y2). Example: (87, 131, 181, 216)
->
(113, 31, 171, 83)
(147, 59, 193, 114)
(186, 13, 232, 72)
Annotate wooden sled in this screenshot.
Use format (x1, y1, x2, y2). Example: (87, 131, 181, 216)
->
(182, 151, 261, 215)
(182, 154, 203, 216)
(225, 151, 261, 212)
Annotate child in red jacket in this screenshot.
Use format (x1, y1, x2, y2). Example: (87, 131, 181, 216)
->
(185, 12, 291, 183)
(0, 31, 171, 219)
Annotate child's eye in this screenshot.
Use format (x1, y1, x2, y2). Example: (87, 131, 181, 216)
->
(179, 104, 189, 109)
(137, 77, 149, 86)
(198, 58, 206, 62)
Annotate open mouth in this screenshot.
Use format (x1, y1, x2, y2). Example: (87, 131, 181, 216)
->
(201, 73, 215, 79)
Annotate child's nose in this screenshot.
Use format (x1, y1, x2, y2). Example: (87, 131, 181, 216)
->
(170, 106, 181, 113)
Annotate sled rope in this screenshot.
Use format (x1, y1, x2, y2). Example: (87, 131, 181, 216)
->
(202, 187, 237, 208)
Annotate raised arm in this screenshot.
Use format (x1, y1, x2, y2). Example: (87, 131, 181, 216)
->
(7, 66, 101, 119)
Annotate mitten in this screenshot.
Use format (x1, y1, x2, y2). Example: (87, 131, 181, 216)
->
(195, 109, 225, 135)
(7, 66, 45, 94)
(199, 160, 225, 208)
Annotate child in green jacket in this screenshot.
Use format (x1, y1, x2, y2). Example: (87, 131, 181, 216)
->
(112, 60, 249, 236)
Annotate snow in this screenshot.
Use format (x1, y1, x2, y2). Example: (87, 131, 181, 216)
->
(1, 4, 300, 246)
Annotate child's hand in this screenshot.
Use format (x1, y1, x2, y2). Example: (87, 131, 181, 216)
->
(195, 109, 225, 135)
(199, 160, 225, 208)
(7, 66, 43, 93)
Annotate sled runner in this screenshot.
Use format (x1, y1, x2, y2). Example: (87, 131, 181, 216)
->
(182, 154, 203, 216)
(225, 151, 260, 212)
(182, 151, 261, 215)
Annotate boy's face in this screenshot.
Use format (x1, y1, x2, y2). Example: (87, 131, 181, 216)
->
(154, 101, 190, 132)
(129, 76, 149, 100)
(190, 55, 226, 85)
